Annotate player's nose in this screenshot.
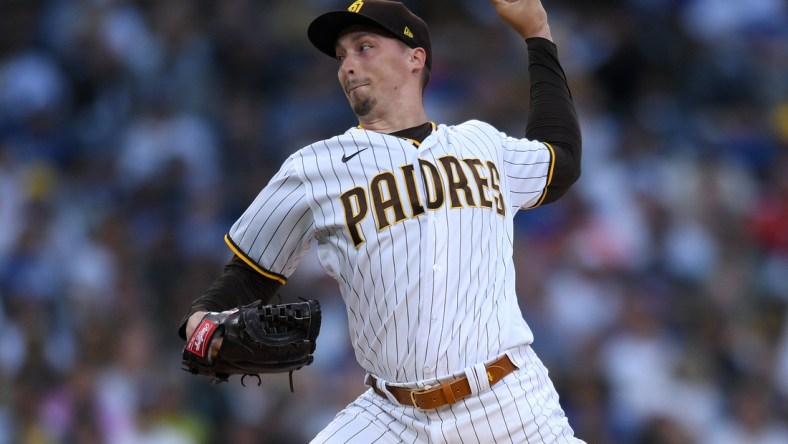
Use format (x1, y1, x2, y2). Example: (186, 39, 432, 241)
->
(339, 52, 361, 75)
(342, 65, 355, 77)
(338, 62, 358, 88)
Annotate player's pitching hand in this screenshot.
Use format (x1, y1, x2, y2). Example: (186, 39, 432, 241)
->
(490, 0, 552, 41)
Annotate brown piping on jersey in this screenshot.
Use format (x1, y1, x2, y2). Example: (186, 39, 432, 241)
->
(530, 142, 556, 208)
(224, 234, 288, 284)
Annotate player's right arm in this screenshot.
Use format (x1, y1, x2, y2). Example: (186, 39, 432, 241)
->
(492, 0, 582, 207)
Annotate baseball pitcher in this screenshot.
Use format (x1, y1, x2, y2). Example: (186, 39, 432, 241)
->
(179, 0, 584, 442)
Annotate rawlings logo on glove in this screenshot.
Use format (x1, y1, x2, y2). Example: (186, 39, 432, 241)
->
(187, 320, 215, 358)
(182, 300, 321, 389)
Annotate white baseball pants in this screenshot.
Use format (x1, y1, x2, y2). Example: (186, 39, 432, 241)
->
(311, 345, 585, 444)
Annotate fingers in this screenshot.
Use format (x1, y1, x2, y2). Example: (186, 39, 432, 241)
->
(209, 336, 223, 360)
(185, 311, 209, 339)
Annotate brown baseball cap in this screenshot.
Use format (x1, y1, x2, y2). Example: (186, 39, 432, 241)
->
(308, 0, 432, 70)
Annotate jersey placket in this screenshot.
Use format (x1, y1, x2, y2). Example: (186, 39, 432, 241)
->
(411, 138, 451, 381)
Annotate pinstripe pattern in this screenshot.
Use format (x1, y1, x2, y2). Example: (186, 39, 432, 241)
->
(228, 120, 581, 442)
(311, 346, 583, 443)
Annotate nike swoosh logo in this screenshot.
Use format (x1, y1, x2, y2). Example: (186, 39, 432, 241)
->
(341, 148, 369, 163)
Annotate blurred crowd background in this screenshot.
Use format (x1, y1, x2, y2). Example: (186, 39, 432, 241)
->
(1, 0, 787, 443)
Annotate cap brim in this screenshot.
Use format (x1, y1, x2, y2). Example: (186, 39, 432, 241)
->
(307, 11, 388, 59)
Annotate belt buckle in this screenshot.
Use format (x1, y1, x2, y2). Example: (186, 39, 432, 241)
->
(408, 383, 437, 411)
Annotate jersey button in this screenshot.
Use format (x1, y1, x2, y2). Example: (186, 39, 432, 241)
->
(432, 264, 442, 272)
(423, 365, 433, 374)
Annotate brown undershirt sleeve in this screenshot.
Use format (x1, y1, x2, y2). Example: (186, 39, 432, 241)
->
(177, 255, 283, 340)
(525, 37, 582, 204)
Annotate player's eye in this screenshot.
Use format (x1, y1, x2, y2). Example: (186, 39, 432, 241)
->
(359, 43, 372, 52)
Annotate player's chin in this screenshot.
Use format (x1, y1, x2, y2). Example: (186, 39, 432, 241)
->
(350, 96, 376, 117)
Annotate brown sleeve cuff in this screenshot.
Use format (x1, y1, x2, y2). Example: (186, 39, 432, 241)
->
(178, 255, 283, 340)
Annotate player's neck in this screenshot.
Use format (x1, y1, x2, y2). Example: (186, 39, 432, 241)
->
(356, 103, 428, 134)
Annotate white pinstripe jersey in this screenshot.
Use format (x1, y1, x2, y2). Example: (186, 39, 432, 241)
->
(227, 120, 555, 384)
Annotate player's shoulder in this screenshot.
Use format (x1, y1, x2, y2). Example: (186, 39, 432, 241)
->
(283, 127, 368, 177)
(294, 127, 365, 158)
(438, 120, 505, 145)
(444, 119, 500, 136)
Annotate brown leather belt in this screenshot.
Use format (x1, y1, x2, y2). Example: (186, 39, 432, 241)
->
(369, 354, 517, 410)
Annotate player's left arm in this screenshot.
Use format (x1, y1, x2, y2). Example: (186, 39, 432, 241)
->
(177, 255, 283, 341)
(179, 155, 314, 343)
(492, 0, 582, 205)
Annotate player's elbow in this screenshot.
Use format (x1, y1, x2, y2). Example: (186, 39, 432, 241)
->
(552, 139, 582, 187)
(538, 140, 581, 206)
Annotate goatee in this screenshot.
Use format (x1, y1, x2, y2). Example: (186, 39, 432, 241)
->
(351, 96, 376, 117)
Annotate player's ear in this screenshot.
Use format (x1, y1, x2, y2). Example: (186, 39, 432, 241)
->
(409, 47, 427, 73)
